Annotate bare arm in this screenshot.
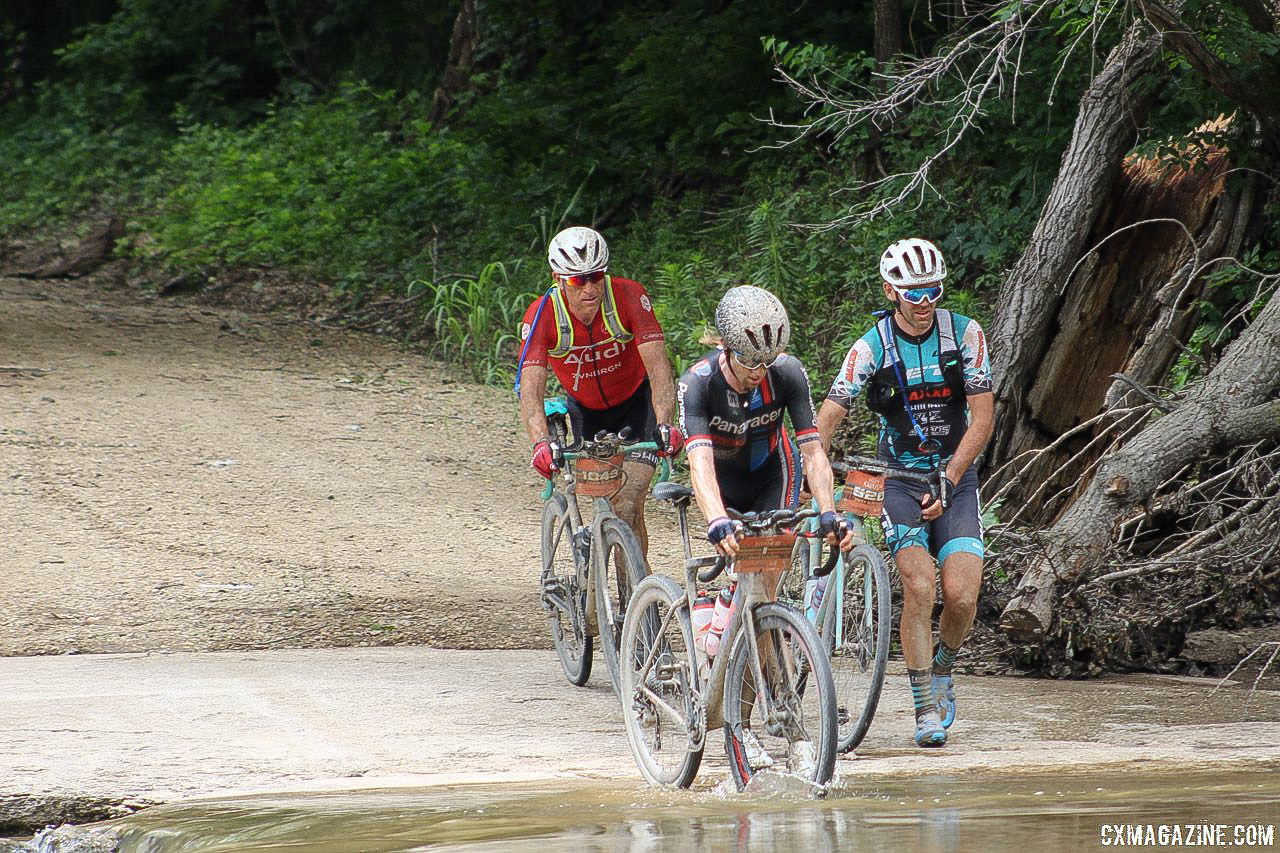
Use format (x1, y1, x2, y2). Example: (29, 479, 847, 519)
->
(638, 339, 676, 426)
(799, 440, 838, 515)
(946, 391, 993, 484)
(921, 390, 994, 520)
(518, 364, 551, 446)
(816, 399, 847, 456)
(688, 444, 738, 555)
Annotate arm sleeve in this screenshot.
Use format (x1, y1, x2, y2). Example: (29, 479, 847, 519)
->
(825, 337, 877, 410)
(677, 365, 713, 452)
(778, 356, 820, 445)
(960, 318, 994, 394)
(620, 279, 665, 345)
(518, 295, 552, 369)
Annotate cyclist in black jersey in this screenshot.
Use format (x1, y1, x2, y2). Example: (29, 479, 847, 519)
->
(678, 285, 852, 557)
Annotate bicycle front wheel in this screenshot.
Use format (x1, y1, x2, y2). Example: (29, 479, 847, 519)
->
(825, 543, 891, 752)
(541, 494, 592, 686)
(723, 602, 837, 790)
(619, 575, 703, 788)
(594, 516, 649, 698)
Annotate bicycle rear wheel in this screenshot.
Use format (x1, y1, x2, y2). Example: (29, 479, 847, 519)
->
(723, 602, 836, 790)
(825, 543, 891, 752)
(619, 575, 703, 787)
(594, 516, 649, 698)
(541, 493, 592, 686)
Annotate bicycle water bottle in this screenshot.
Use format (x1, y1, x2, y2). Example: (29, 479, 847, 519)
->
(691, 593, 715, 654)
(804, 575, 829, 623)
(705, 584, 736, 658)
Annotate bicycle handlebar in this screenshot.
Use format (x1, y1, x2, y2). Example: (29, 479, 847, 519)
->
(834, 455, 937, 486)
(538, 426, 671, 499)
(695, 506, 840, 583)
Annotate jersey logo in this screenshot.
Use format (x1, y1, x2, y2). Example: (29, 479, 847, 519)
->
(709, 408, 782, 435)
(561, 339, 625, 366)
(693, 359, 711, 377)
(640, 294, 652, 313)
(520, 323, 531, 341)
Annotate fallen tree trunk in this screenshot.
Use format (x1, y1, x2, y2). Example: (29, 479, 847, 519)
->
(988, 21, 1166, 471)
(999, 286, 1280, 642)
(1183, 625, 1280, 666)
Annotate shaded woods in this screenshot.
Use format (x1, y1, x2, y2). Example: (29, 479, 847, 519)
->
(2, 0, 1278, 677)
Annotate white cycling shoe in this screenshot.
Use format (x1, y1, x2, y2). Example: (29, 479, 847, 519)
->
(787, 740, 818, 778)
(740, 728, 774, 768)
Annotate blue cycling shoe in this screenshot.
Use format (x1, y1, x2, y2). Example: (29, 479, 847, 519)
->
(932, 674, 956, 730)
(913, 709, 947, 747)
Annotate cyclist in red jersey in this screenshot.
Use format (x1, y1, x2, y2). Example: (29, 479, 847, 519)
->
(517, 226, 680, 554)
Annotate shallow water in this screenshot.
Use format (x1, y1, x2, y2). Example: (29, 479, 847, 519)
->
(88, 769, 1280, 852)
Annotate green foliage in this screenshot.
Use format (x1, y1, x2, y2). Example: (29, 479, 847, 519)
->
(415, 261, 539, 385)
(0, 85, 167, 232)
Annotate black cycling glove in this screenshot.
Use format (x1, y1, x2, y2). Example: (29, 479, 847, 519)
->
(934, 472, 955, 512)
(708, 517, 736, 545)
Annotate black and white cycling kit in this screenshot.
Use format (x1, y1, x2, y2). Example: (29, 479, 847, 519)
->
(677, 350, 820, 513)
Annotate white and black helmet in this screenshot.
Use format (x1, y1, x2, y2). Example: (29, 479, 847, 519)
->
(879, 237, 947, 287)
(547, 226, 609, 275)
(715, 285, 790, 366)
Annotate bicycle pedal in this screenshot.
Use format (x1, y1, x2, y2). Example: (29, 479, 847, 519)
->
(836, 706, 850, 726)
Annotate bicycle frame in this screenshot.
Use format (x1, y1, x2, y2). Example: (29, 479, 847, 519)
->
(797, 497, 874, 650)
(662, 497, 802, 732)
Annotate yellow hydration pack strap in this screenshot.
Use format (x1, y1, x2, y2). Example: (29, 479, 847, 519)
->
(547, 275, 634, 358)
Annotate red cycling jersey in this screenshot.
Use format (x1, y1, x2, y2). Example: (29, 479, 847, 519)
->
(519, 276, 665, 411)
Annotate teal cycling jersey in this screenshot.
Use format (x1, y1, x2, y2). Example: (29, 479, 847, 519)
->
(826, 309, 992, 469)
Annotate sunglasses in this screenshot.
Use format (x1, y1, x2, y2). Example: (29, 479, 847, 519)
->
(895, 284, 944, 305)
(557, 270, 606, 287)
(731, 350, 779, 371)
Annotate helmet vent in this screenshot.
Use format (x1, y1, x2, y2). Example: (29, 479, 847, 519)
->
(745, 329, 761, 349)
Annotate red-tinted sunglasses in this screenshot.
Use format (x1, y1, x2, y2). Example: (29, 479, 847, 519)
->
(557, 270, 606, 287)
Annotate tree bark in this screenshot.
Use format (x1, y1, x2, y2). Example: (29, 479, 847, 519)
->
(988, 22, 1166, 471)
(428, 0, 480, 129)
(874, 0, 906, 64)
(1000, 286, 1280, 641)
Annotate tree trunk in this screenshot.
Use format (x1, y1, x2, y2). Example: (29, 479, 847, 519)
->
(999, 287, 1280, 642)
(874, 0, 906, 64)
(428, 0, 480, 129)
(988, 22, 1165, 472)
(1004, 119, 1251, 521)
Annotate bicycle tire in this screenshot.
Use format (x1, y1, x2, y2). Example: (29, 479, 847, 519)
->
(824, 543, 891, 752)
(541, 493, 592, 686)
(619, 574, 703, 787)
(594, 516, 649, 698)
(723, 602, 837, 790)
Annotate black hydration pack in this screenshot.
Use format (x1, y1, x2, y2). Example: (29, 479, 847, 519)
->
(864, 308, 968, 457)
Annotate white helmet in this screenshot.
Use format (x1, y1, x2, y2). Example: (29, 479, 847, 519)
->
(879, 237, 946, 287)
(547, 226, 609, 275)
(715, 285, 790, 366)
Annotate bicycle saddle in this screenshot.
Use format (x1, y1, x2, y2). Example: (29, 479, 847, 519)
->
(652, 481, 693, 506)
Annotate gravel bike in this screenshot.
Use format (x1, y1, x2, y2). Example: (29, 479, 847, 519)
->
(538, 398, 661, 696)
(619, 482, 838, 790)
(783, 454, 940, 752)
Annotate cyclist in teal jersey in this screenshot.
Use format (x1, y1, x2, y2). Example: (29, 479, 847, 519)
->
(816, 238, 994, 748)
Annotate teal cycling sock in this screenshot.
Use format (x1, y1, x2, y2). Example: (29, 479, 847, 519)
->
(909, 668, 934, 721)
(932, 640, 959, 676)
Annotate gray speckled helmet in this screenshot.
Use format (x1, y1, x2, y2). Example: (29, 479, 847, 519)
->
(715, 285, 790, 366)
(547, 226, 609, 275)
